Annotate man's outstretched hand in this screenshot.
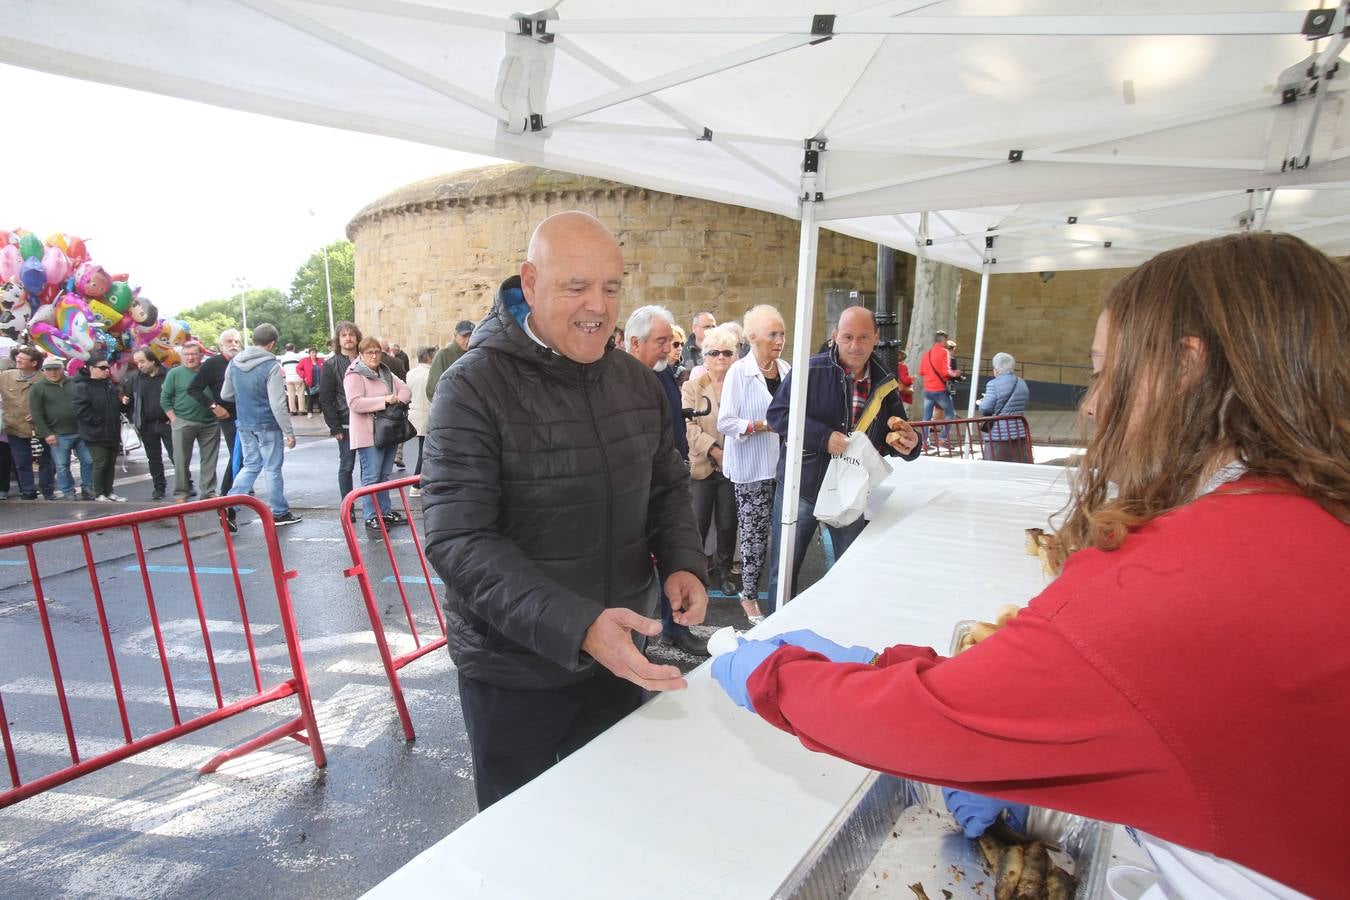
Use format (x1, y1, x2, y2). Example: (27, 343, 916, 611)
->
(582, 608, 688, 691)
(664, 570, 708, 627)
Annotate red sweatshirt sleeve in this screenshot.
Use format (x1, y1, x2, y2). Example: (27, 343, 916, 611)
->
(746, 608, 1194, 825)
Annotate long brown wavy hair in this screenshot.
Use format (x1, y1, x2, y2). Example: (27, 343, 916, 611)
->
(1055, 232, 1350, 568)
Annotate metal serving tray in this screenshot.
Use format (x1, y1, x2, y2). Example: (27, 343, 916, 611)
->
(774, 622, 1112, 900)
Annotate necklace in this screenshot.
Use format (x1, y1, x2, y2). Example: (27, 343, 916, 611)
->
(757, 357, 776, 374)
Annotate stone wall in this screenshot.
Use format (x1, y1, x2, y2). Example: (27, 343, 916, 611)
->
(347, 165, 884, 359)
(348, 164, 1114, 378)
(953, 267, 1129, 386)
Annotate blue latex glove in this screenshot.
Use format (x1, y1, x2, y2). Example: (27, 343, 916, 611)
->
(770, 629, 877, 664)
(942, 788, 1030, 839)
(712, 638, 784, 712)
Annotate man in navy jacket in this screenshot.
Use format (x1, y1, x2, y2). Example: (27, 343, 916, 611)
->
(767, 307, 920, 600)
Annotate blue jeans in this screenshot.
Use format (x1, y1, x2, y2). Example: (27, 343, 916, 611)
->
(767, 481, 868, 607)
(7, 435, 55, 497)
(357, 444, 397, 520)
(51, 433, 93, 494)
(227, 427, 289, 516)
(922, 389, 956, 442)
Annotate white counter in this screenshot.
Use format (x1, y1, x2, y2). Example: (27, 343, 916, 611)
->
(366, 459, 1074, 899)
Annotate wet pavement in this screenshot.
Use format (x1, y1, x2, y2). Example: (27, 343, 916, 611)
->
(0, 414, 833, 897)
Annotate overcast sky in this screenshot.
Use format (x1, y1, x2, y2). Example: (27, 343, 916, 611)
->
(1, 63, 499, 315)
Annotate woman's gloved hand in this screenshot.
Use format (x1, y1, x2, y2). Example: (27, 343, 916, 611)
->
(770, 629, 876, 664)
(711, 638, 783, 711)
(942, 788, 1030, 839)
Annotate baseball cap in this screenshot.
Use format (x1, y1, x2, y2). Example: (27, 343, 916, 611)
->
(41, 358, 63, 370)
(455, 320, 475, 336)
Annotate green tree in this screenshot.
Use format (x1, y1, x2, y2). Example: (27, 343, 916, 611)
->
(290, 241, 354, 351)
(179, 310, 236, 348)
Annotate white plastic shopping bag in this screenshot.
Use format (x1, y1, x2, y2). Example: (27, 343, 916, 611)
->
(812, 432, 892, 527)
(812, 379, 900, 528)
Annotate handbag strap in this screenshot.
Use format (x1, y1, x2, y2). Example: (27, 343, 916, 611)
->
(989, 377, 1022, 418)
(854, 378, 900, 434)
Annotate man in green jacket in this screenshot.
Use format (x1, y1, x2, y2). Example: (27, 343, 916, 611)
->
(29, 358, 94, 500)
(160, 343, 219, 502)
(424, 319, 475, 402)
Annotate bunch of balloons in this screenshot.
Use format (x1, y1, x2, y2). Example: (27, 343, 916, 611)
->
(0, 228, 193, 377)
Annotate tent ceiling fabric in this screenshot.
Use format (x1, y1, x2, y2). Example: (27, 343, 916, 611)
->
(6, 0, 1350, 271)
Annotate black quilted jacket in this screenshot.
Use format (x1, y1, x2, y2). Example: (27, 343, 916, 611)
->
(421, 276, 706, 689)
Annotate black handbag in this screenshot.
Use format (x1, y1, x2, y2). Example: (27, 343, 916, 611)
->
(373, 402, 417, 449)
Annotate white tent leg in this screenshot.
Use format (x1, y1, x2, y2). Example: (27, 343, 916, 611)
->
(773, 142, 823, 611)
(966, 260, 992, 418)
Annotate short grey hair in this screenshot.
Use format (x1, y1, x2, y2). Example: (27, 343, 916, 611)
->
(625, 305, 675, 343)
(252, 323, 280, 347)
(219, 328, 241, 345)
(743, 304, 784, 339)
(692, 310, 716, 327)
(701, 324, 739, 353)
(992, 352, 1016, 375)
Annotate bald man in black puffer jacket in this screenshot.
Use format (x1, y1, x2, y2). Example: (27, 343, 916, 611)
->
(421, 212, 707, 811)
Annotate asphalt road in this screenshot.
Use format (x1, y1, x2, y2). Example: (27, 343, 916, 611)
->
(0, 413, 832, 897)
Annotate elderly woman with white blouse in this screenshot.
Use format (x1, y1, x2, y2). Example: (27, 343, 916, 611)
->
(717, 304, 789, 625)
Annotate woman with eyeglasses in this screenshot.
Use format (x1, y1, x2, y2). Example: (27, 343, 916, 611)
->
(668, 325, 688, 386)
(717, 304, 789, 625)
(72, 355, 126, 501)
(344, 337, 412, 534)
(683, 325, 741, 597)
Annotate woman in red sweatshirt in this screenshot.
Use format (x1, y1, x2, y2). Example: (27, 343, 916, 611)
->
(714, 232, 1349, 899)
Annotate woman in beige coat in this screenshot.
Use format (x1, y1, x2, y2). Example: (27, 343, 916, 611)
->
(682, 325, 740, 598)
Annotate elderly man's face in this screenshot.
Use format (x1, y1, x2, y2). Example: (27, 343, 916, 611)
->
(521, 214, 623, 364)
(455, 332, 471, 350)
(42, 366, 63, 382)
(692, 314, 715, 345)
(629, 319, 673, 370)
(219, 332, 243, 358)
(833, 308, 878, 376)
(180, 346, 203, 369)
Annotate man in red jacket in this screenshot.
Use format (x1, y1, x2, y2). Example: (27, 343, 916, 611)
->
(917, 329, 960, 444)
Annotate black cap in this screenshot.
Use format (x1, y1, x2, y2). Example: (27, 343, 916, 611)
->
(455, 320, 475, 336)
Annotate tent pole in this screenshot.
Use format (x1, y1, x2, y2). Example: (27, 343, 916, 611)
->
(773, 141, 824, 611)
(966, 257, 992, 418)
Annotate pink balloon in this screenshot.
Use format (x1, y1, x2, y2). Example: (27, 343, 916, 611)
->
(42, 246, 71, 285)
(0, 245, 20, 281)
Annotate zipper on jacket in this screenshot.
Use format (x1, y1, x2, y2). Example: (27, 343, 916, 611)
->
(580, 366, 613, 609)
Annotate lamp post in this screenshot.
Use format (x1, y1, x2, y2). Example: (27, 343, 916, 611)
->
(308, 209, 337, 344)
(232, 276, 250, 334)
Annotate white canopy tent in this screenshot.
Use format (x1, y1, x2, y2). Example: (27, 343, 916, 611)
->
(6, 0, 1349, 603)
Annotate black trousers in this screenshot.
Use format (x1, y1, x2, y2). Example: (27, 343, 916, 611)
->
(139, 420, 174, 493)
(690, 471, 737, 574)
(457, 669, 642, 811)
(88, 443, 117, 497)
(219, 419, 237, 495)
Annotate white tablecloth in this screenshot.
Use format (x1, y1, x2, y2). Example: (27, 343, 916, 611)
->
(366, 458, 1074, 899)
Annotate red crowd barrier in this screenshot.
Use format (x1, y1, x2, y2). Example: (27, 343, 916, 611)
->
(908, 414, 1035, 462)
(0, 495, 326, 809)
(339, 475, 445, 741)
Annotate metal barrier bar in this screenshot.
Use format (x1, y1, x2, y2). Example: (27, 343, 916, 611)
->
(340, 474, 446, 741)
(219, 507, 264, 694)
(0, 495, 325, 809)
(130, 522, 181, 726)
(80, 533, 133, 745)
(178, 516, 225, 709)
(908, 414, 1034, 462)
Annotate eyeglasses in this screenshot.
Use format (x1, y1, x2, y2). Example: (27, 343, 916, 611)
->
(92, 364, 110, 370)
(704, 349, 735, 358)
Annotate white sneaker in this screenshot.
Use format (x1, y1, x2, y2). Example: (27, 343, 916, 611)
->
(409, 487, 422, 498)
(95, 495, 112, 502)
(106, 493, 127, 502)
(49, 490, 65, 500)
